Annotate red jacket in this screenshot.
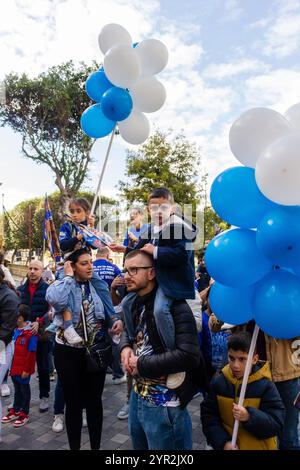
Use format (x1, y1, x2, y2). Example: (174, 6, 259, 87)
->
(10, 326, 37, 376)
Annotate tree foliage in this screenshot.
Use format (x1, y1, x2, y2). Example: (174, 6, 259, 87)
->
(119, 130, 201, 208)
(0, 61, 97, 211)
(2, 192, 117, 252)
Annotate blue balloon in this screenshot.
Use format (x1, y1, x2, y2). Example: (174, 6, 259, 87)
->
(253, 270, 300, 339)
(257, 207, 300, 267)
(210, 282, 254, 325)
(101, 87, 133, 122)
(80, 104, 115, 138)
(210, 166, 277, 229)
(85, 70, 113, 102)
(205, 228, 272, 287)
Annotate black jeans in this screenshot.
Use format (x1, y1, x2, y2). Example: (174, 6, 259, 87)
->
(54, 343, 106, 450)
(12, 376, 31, 415)
(36, 340, 51, 399)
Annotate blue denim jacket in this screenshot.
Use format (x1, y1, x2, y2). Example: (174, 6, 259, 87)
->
(46, 273, 117, 328)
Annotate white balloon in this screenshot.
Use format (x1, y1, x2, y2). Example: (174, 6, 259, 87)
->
(118, 109, 150, 145)
(98, 23, 132, 55)
(256, 134, 300, 206)
(130, 77, 166, 113)
(103, 44, 140, 89)
(284, 102, 300, 132)
(136, 39, 168, 76)
(229, 107, 292, 168)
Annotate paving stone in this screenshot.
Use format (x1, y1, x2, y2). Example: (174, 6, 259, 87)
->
(110, 433, 129, 444)
(0, 373, 211, 450)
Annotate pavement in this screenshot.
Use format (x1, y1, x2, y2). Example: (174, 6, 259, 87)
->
(0, 372, 206, 450)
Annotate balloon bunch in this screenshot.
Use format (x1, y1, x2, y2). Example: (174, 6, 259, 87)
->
(81, 23, 168, 145)
(206, 103, 300, 339)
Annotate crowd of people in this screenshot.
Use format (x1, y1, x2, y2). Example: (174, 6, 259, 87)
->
(0, 187, 299, 450)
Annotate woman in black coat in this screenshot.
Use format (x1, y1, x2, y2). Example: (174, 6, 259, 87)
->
(0, 267, 20, 440)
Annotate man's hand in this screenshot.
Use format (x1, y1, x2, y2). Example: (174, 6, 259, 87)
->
(30, 321, 39, 335)
(121, 347, 135, 373)
(87, 215, 95, 228)
(64, 261, 74, 277)
(76, 233, 84, 241)
(233, 404, 250, 422)
(111, 275, 125, 290)
(110, 320, 123, 335)
(223, 441, 239, 450)
(21, 372, 30, 380)
(110, 243, 126, 253)
(140, 244, 155, 256)
(128, 355, 139, 376)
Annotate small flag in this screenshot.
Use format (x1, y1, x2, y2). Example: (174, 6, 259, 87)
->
(43, 195, 61, 262)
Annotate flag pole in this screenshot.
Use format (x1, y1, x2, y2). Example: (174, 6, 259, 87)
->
(90, 125, 117, 219)
(42, 238, 46, 266)
(231, 323, 260, 447)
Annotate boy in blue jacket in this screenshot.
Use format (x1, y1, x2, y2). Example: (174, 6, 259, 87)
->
(201, 332, 285, 450)
(111, 187, 198, 388)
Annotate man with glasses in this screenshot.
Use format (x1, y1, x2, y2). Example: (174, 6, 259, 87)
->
(119, 249, 205, 450)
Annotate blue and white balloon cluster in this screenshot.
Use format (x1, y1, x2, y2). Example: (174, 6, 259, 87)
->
(81, 23, 168, 145)
(206, 103, 300, 339)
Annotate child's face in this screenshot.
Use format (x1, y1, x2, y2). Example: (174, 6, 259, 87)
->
(69, 204, 88, 224)
(228, 348, 258, 379)
(148, 197, 173, 226)
(17, 315, 25, 328)
(130, 209, 143, 225)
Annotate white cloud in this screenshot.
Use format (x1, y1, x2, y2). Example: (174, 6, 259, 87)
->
(218, 0, 243, 22)
(252, 0, 300, 58)
(203, 58, 269, 80)
(244, 68, 300, 113)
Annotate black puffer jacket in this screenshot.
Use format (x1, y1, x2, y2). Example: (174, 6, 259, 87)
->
(0, 283, 20, 346)
(18, 278, 49, 322)
(119, 288, 208, 408)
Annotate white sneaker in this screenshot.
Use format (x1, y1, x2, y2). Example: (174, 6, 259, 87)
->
(1, 384, 11, 397)
(117, 402, 129, 420)
(39, 398, 49, 413)
(106, 374, 127, 385)
(63, 326, 83, 345)
(52, 414, 64, 433)
(166, 372, 186, 389)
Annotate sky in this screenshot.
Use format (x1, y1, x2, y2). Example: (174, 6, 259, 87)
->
(1, 0, 300, 209)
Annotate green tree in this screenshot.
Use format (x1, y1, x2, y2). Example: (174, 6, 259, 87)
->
(203, 206, 230, 242)
(0, 61, 97, 213)
(119, 130, 201, 208)
(3, 192, 117, 253)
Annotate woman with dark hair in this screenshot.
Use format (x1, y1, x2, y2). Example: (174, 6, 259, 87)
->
(46, 248, 121, 450)
(0, 267, 20, 441)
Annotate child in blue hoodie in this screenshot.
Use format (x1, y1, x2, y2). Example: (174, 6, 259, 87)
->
(111, 187, 198, 389)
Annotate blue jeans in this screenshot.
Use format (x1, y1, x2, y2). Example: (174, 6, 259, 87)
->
(0, 342, 14, 436)
(128, 390, 192, 450)
(54, 376, 65, 415)
(275, 378, 300, 450)
(111, 343, 124, 379)
(122, 287, 175, 350)
(12, 376, 31, 415)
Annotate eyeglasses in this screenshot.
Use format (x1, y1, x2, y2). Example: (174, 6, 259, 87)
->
(149, 204, 172, 213)
(123, 266, 153, 277)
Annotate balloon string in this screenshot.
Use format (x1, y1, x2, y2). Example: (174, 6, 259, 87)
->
(231, 323, 260, 448)
(90, 124, 117, 218)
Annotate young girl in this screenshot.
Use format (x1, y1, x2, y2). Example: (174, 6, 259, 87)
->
(1, 305, 37, 428)
(59, 198, 95, 259)
(58, 198, 95, 345)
